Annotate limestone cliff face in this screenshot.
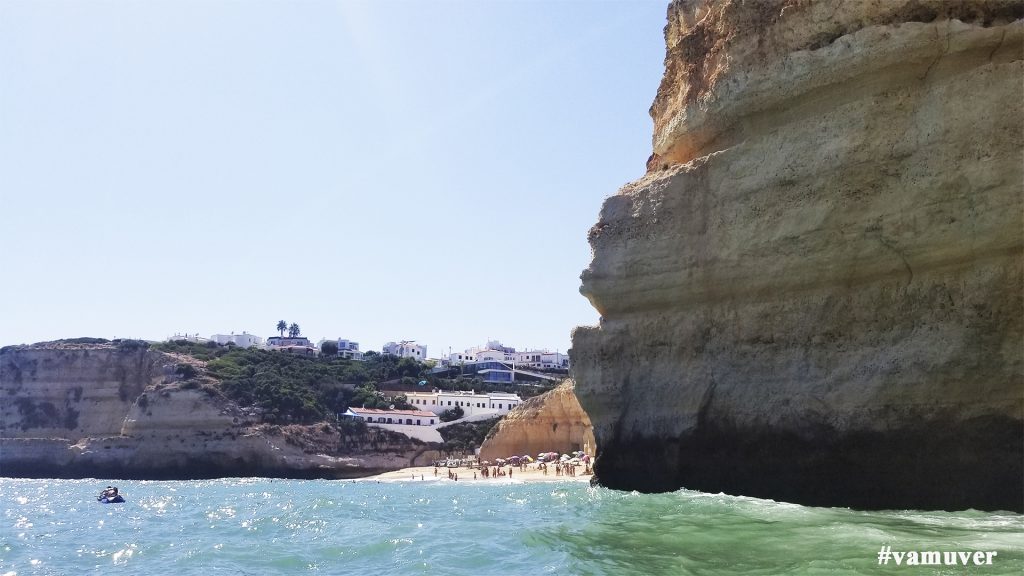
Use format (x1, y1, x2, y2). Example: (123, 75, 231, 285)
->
(1, 345, 166, 439)
(573, 0, 1023, 511)
(1, 344, 436, 479)
(479, 381, 595, 461)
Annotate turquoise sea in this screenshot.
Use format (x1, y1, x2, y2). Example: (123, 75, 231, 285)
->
(1, 477, 1021, 575)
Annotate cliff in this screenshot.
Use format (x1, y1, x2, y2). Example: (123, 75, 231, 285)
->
(573, 0, 1023, 511)
(479, 380, 595, 461)
(1, 343, 437, 479)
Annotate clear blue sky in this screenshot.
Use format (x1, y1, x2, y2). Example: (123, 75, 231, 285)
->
(0, 0, 668, 356)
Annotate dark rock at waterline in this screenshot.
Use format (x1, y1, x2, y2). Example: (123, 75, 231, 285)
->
(590, 415, 1023, 512)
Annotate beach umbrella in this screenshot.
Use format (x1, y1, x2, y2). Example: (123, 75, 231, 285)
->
(524, 455, 534, 462)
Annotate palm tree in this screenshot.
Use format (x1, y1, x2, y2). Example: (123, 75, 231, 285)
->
(288, 323, 300, 338)
(276, 320, 287, 337)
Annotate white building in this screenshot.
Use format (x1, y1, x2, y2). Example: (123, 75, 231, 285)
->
(383, 341, 427, 360)
(404, 389, 522, 417)
(168, 333, 210, 344)
(516, 350, 570, 370)
(428, 341, 571, 375)
(317, 338, 364, 360)
(211, 332, 264, 348)
(266, 336, 316, 356)
(474, 349, 514, 362)
(342, 407, 437, 426)
(448, 350, 478, 363)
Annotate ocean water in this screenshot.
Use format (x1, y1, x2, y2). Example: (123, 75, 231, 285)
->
(1, 477, 1021, 575)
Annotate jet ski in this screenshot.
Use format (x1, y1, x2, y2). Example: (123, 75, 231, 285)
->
(97, 486, 125, 503)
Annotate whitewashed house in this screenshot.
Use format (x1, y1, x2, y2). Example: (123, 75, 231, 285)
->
(211, 332, 264, 348)
(404, 389, 522, 417)
(266, 336, 316, 356)
(383, 341, 427, 360)
(318, 338, 364, 360)
(343, 407, 437, 426)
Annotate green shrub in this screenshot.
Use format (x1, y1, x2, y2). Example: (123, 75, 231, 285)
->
(156, 345, 439, 426)
(58, 337, 110, 345)
(116, 339, 150, 352)
(439, 406, 464, 422)
(438, 417, 499, 455)
(175, 364, 199, 379)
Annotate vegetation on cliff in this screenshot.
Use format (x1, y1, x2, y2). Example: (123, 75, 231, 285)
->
(438, 417, 500, 456)
(150, 340, 552, 426)
(153, 341, 414, 423)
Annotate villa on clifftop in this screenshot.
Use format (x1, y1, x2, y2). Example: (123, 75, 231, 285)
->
(266, 336, 316, 356)
(399, 389, 523, 417)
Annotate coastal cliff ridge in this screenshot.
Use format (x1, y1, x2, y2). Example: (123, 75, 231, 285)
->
(1, 342, 435, 479)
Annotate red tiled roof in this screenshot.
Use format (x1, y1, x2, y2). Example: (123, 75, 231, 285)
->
(348, 407, 436, 418)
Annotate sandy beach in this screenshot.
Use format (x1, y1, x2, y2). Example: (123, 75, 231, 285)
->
(368, 464, 592, 484)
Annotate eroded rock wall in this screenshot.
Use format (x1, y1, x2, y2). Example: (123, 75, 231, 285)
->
(479, 381, 595, 461)
(1, 345, 166, 439)
(0, 344, 434, 479)
(573, 0, 1023, 511)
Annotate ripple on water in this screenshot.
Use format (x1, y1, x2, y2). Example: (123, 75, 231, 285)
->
(0, 478, 1021, 575)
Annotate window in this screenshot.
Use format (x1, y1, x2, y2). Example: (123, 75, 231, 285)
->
(430, 419, 435, 425)
(499, 404, 503, 409)
(448, 401, 452, 406)
(406, 419, 413, 425)
(416, 419, 421, 425)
